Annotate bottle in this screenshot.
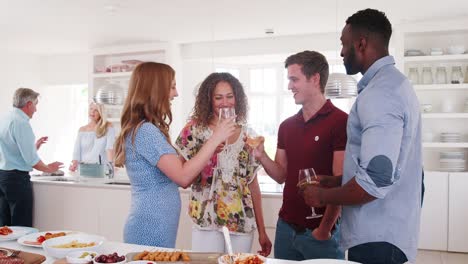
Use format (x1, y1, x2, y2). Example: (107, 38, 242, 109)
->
(464, 66, 468, 83)
(408, 67, 419, 84)
(422, 67, 433, 85)
(451, 66, 463, 84)
(435, 66, 447, 84)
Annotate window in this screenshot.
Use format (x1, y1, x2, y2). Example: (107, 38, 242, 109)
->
(32, 84, 88, 169)
(216, 58, 357, 192)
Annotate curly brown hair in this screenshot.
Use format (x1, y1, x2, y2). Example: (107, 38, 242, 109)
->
(191, 72, 248, 127)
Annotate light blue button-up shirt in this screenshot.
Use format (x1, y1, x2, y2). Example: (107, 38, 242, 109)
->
(341, 56, 423, 262)
(0, 108, 40, 171)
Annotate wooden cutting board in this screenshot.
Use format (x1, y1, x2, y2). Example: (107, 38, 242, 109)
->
(0, 248, 46, 264)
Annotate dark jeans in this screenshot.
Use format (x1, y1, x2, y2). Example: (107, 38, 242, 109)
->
(0, 170, 33, 226)
(274, 218, 344, 260)
(348, 242, 408, 264)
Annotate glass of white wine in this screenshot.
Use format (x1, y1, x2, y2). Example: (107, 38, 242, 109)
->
(298, 168, 323, 219)
(245, 128, 264, 163)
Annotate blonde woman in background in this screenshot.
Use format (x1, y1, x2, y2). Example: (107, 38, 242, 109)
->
(69, 102, 115, 171)
(113, 62, 235, 247)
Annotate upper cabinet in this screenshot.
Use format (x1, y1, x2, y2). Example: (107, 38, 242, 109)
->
(400, 29, 468, 172)
(89, 43, 177, 124)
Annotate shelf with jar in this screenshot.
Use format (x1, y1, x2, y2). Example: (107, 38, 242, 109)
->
(413, 83, 468, 91)
(404, 53, 468, 63)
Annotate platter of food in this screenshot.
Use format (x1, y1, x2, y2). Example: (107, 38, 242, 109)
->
(0, 226, 38, 241)
(127, 250, 222, 264)
(17, 230, 75, 247)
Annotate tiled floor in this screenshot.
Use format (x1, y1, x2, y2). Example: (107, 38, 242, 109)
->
(414, 250, 468, 264)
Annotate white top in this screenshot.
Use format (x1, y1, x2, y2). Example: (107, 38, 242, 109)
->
(72, 126, 116, 164)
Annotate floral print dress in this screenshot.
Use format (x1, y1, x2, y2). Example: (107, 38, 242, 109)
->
(175, 120, 261, 234)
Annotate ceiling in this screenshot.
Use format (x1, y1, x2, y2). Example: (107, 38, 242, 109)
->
(1, 0, 468, 55)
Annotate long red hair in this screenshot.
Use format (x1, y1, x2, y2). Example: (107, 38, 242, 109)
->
(114, 62, 174, 167)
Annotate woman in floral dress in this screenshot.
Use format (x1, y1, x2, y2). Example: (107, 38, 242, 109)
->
(175, 72, 272, 256)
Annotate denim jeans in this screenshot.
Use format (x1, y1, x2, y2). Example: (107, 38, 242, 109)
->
(348, 242, 408, 264)
(274, 218, 344, 260)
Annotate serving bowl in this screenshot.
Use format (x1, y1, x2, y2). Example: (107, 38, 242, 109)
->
(94, 253, 126, 264)
(42, 234, 105, 259)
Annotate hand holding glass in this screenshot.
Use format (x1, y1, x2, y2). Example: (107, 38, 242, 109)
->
(219, 107, 236, 147)
(298, 168, 323, 219)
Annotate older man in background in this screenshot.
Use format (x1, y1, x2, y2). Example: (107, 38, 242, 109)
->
(0, 88, 63, 226)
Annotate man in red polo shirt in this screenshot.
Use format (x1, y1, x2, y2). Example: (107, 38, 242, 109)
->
(254, 50, 348, 260)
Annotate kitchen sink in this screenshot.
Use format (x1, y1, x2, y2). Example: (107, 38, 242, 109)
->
(105, 181, 131, 185)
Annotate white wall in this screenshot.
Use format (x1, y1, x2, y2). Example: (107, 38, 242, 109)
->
(0, 52, 42, 114)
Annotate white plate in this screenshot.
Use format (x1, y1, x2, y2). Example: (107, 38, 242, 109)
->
(17, 230, 76, 247)
(0, 226, 38, 241)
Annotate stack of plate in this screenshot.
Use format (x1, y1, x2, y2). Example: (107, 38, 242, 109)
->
(440, 151, 466, 172)
(440, 132, 462, 142)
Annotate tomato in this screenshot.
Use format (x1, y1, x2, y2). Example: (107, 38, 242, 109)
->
(36, 235, 46, 243)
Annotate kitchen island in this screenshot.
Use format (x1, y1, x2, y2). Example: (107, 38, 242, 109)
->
(30, 176, 282, 254)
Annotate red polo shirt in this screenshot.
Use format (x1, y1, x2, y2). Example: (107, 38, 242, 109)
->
(277, 99, 348, 230)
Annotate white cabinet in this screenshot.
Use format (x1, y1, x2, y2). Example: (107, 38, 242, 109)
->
(32, 182, 130, 242)
(448, 172, 468, 252)
(89, 44, 172, 125)
(418, 171, 448, 251)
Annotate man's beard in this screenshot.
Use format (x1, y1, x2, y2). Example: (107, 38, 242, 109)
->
(344, 46, 359, 75)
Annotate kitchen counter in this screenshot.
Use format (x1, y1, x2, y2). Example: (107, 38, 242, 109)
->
(30, 175, 283, 252)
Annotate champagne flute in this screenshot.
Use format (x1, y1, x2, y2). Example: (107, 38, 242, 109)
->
(298, 168, 323, 219)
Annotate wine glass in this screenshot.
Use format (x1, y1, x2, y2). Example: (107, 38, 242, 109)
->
(219, 107, 236, 146)
(298, 168, 323, 219)
(245, 128, 264, 163)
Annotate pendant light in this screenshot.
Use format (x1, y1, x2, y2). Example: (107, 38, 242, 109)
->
(324, 0, 358, 99)
(93, 52, 125, 105)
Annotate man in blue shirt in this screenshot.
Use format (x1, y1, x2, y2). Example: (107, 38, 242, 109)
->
(301, 9, 423, 264)
(0, 88, 63, 226)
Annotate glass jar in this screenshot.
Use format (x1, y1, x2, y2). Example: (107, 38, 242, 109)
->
(422, 67, 433, 85)
(435, 66, 447, 84)
(464, 66, 468, 83)
(408, 67, 419, 84)
(451, 66, 463, 84)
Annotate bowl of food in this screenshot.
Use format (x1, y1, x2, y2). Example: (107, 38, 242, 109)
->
(42, 234, 105, 259)
(66, 251, 98, 264)
(218, 253, 266, 264)
(94, 253, 126, 264)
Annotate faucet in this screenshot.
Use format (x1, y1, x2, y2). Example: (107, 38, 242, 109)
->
(106, 162, 114, 179)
